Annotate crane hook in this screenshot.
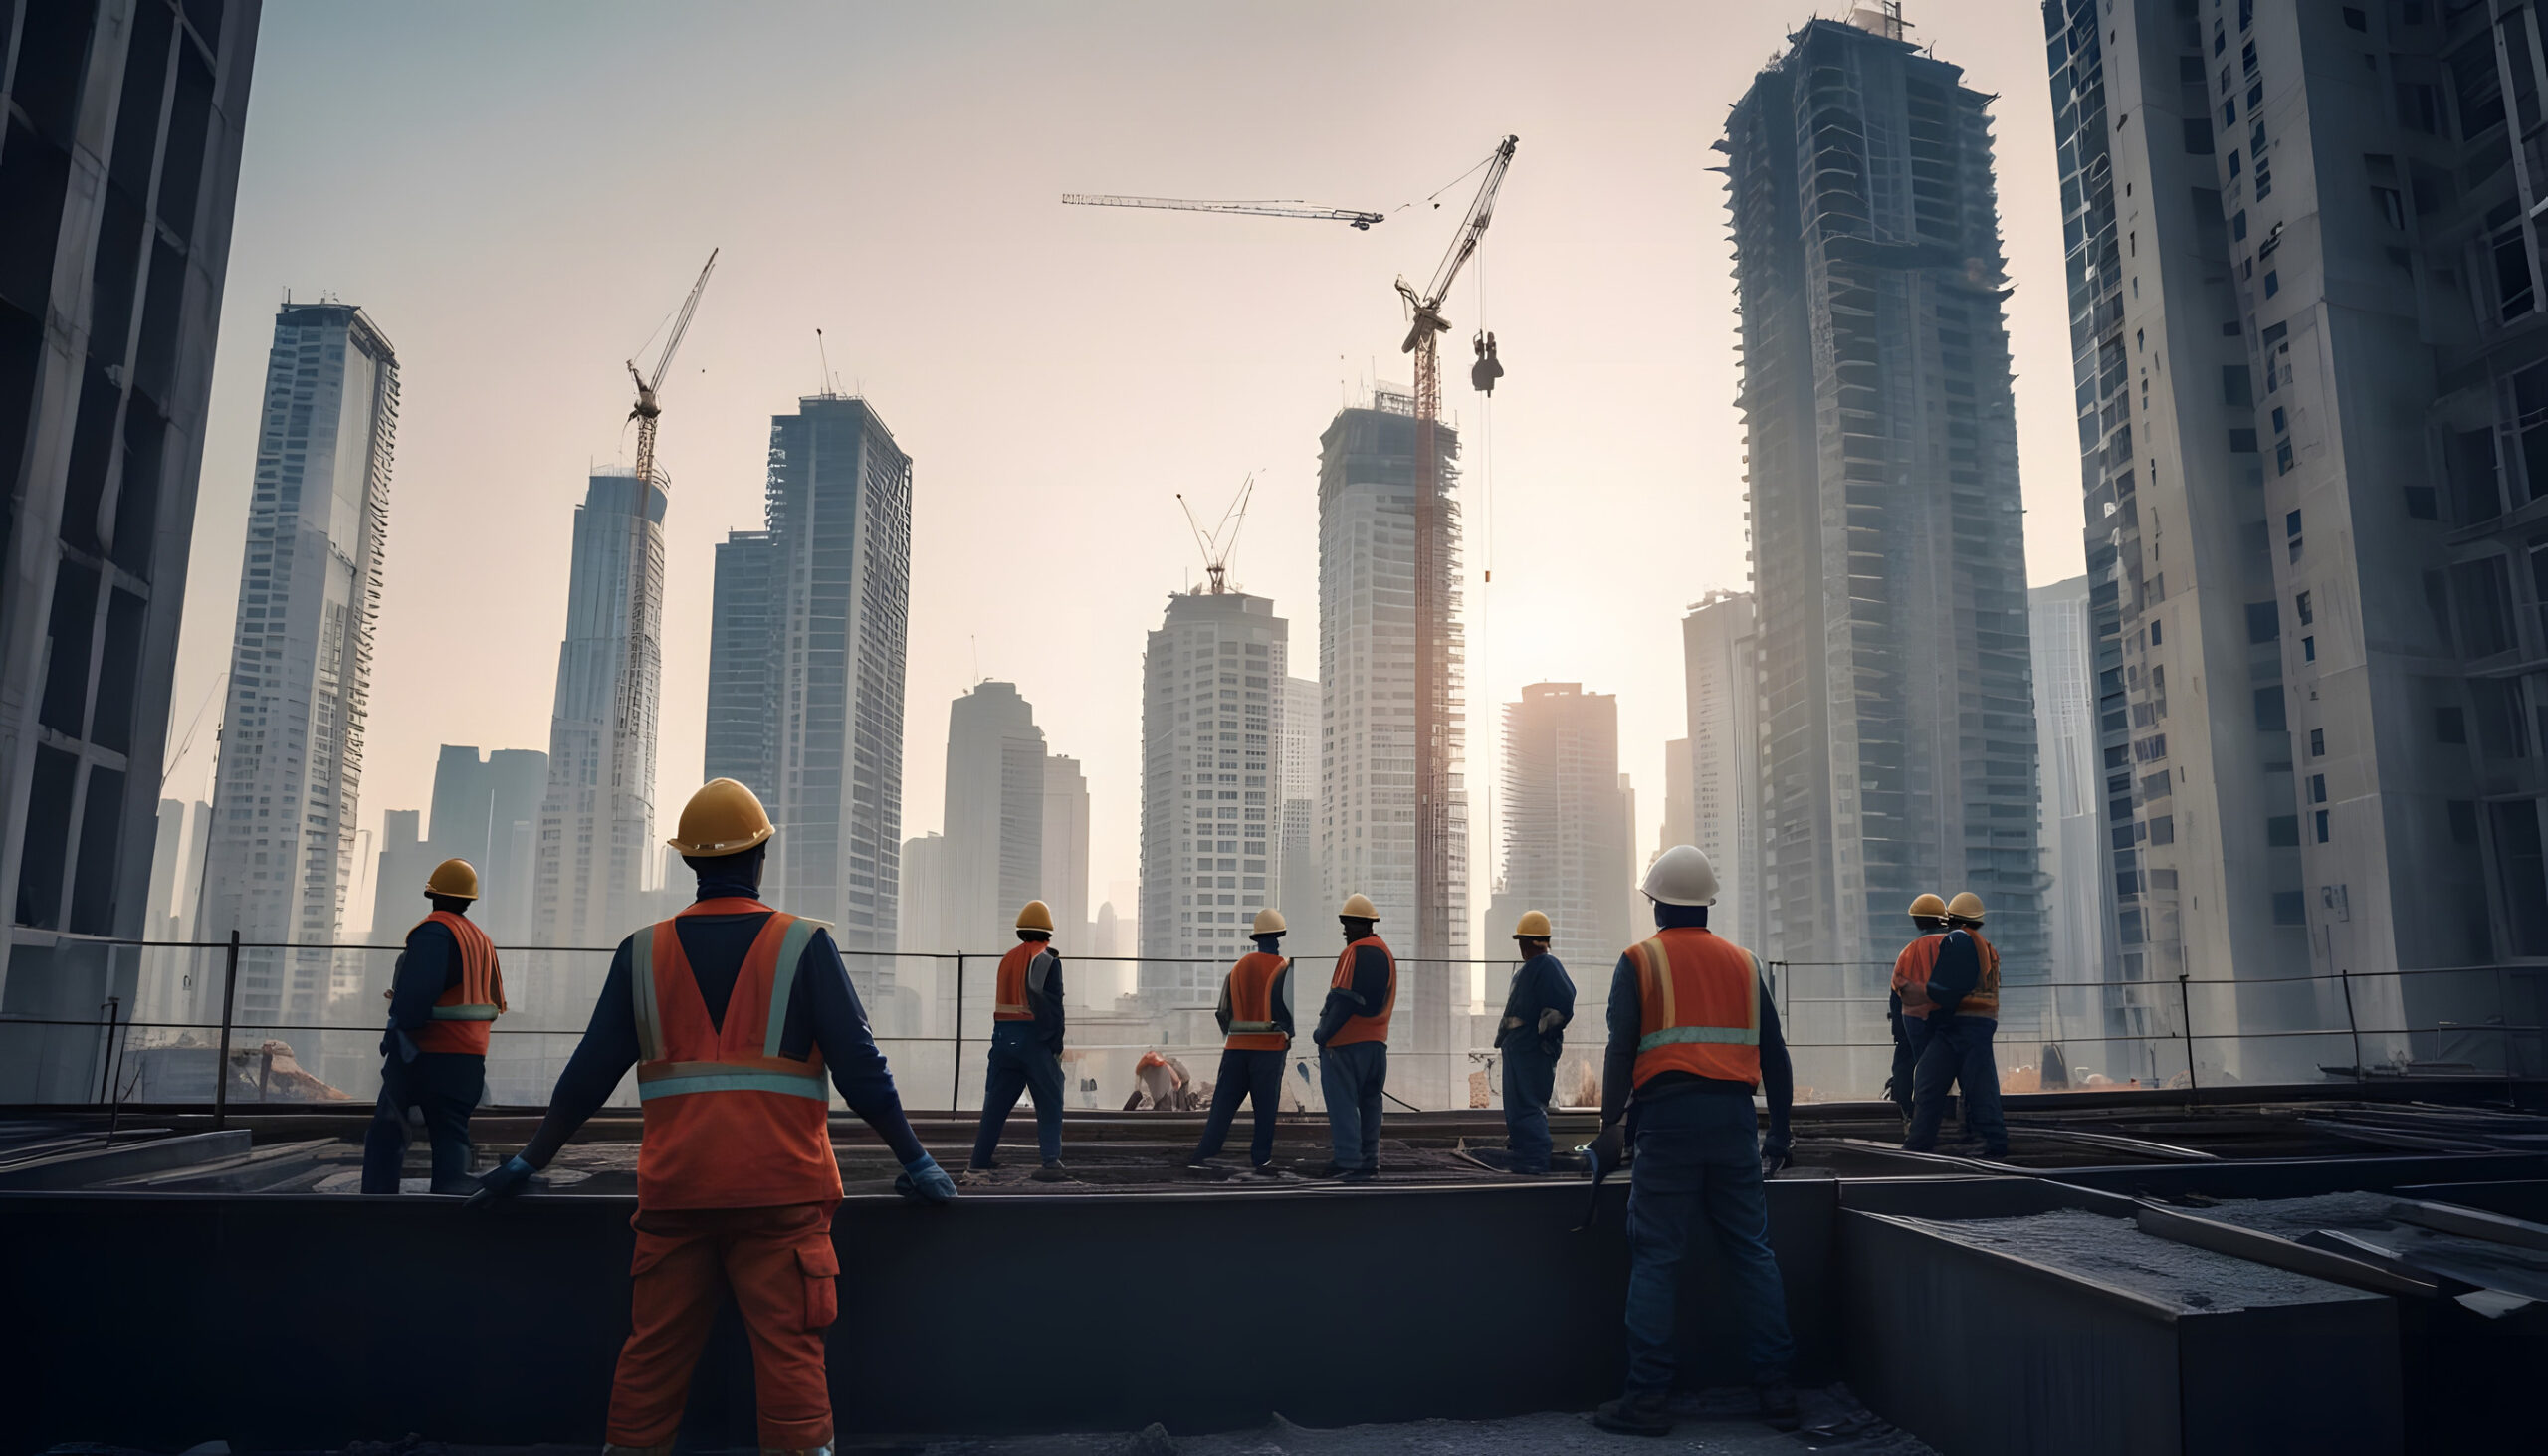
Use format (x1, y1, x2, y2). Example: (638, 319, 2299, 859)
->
(1470, 330, 1504, 395)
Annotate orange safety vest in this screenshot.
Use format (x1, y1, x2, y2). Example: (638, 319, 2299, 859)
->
(1324, 936, 1395, 1047)
(1223, 952, 1291, 1051)
(409, 912, 506, 1056)
(630, 899, 842, 1210)
(1958, 931, 2003, 1020)
(993, 941, 1049, 1021)
(1627, 928, 1764, 1090)
(1890, 934, 1945, 1020)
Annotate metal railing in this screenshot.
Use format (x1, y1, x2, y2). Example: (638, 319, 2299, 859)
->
(2, 933, 2540, 1116)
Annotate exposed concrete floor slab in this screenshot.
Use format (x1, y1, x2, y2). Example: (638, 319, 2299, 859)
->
(1902, 1208, 2383, 1312)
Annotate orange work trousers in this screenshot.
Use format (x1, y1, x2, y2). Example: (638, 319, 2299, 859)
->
(605, 1200, 842, 1451)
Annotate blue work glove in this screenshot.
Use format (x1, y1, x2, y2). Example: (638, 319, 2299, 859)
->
(1762, 1142, 1794, 1178)
(895, 1152, 957, 1204)
(466, 1154, 535, 1209)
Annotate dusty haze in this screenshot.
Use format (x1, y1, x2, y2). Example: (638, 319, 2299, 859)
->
(165, 2, 2077, 948)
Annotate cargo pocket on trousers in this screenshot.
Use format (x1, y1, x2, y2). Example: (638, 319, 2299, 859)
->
(796, 1239, 840, 1330)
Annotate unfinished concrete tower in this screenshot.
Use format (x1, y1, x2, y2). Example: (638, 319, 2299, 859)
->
(1725, 17, 2048, 1094)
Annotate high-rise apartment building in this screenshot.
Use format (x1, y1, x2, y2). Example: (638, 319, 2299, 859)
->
(531, 468, 665, 958)
(1042, 753, 1090, 944)
(422, 745, 545, 942)
(703, 528, 778, 808)
(367, 808, 434, 945)
(1498, 683, 1631, 973)
(1318, 391, 1469, 1099)
(2046, 0, 2548, 1076)
(2043, 0, 2306, 1078)
(196, 304, 399, 1033)
(1281, 674, 1319, 924)
(1727, 18, 2047, 1089)
(1681, 591, 1764, 952)
(2030, 575, 2112, 1041)
(1657, 738, 1694, 865)
(0, 0, 262, 1098)
(760, 397, 911, 952)
(1138, 588, 1288, 1003)
(942, 681, 1047, 967)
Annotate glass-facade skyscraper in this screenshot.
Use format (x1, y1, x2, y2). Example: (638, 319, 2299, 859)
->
(197, 304, 400, 1033)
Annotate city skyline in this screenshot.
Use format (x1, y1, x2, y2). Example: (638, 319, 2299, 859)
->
(153, 4, 2086, 945)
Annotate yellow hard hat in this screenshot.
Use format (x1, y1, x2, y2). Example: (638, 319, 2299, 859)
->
(1340, 893, 1380, 920)
(1909, 893, 1948, 921)
(424, 858, 480, 900)
(1251, 907, 1287, 936)
(1513, 910, 1553, 939)
(1016, 900, 1055, 932)
(1946, 892, 1988, 924)
(667, 778, 774, 857)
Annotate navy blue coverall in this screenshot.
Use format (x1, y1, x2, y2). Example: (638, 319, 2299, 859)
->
(1495, 950, 1577, 1172)
(1192, 935, 1294, 1167)
(1313, 938, 1396, 1173)
(1602, 902, 1797, 1393)
(970, 939, 1067, 1168)
(361, 911, 485, 1194)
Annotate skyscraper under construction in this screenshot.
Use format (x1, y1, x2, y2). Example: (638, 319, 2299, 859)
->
(1726, 15, 2047, 1090)
(1318, 390, 1468, 1104)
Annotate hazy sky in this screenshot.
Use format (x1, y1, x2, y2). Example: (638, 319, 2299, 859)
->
(167, 2, 2078, 940)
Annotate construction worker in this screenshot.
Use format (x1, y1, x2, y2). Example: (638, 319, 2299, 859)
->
(1588, 846, 1798, 1437)
(361, 858, 505, 1194)
(1492, 910, 1575, 1174)
(969, 900, 1070, 1180)
(1903, 892, 2007, 1158)
(1885, 894, 1951, 1126)
(473, 778, 956, 1455)
(1186, 908, 1294, 1172)
(1311, 892, 1394, 1181)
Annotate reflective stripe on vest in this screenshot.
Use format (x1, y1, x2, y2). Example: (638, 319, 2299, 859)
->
(411, 912, 504, 1054)
(1628, 929, 1762, 1089)
(628, 902, 842, 1211)
(1224, 951, 1289, 1050)
(993, 942, 1042, 1020)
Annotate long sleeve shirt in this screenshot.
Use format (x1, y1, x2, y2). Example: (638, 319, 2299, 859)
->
(1312, 941, 1393, 1044)
(519, 890, 927, 1169)
(1213, 939, 1295, 1041)
(1022, 945, 1066, 1050)
(380, 917, 462, 1061)
(1923, 928, 1982, 1014)
(1494, 952, 1577, 1055)
(1599, 923, 1793, 1155)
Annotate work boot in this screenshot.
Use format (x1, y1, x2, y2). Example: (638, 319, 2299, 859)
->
(1032, 1159, 1070, 1182)
(1339, 1164, 1377, 1183)
(1592, 1392, 1674, 1437)
(1316, 1161, 1354, 1178)
(1755, 1378, 1799, 1429)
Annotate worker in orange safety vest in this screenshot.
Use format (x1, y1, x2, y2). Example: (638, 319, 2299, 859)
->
(474, 779, 956, 1456)
(1187, 907, 1294, 1172)
(362, 857, 505, 1194)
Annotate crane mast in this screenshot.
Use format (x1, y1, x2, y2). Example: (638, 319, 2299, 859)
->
(611, 250, 717, 788)
(1400, 136, 1515, 1032)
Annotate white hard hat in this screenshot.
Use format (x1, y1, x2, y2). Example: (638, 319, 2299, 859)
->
(1642, 845, 1720, 907)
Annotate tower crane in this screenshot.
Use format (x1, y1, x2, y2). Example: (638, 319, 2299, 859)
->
(1177, 474, 1256, 595)
(1062, 194, 1386, 229)
(628, 249, 718, 492)
(1400, 134, 1516, 1002)
(612, 249, 717, 771)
